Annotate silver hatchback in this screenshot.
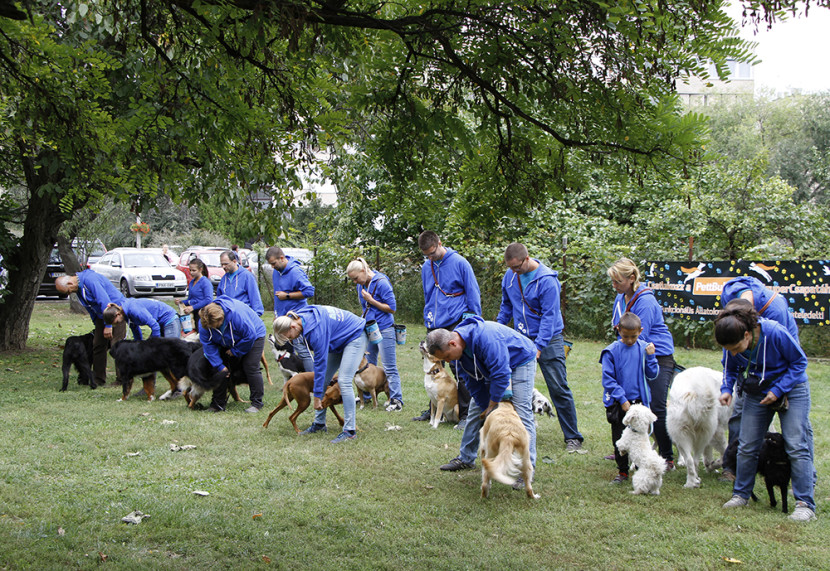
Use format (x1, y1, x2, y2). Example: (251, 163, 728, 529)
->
(90, 248, 187, 297)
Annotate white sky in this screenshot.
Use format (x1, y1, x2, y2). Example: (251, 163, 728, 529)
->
(729, 3, 830, 94)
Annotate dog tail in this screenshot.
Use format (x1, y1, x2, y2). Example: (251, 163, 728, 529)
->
(482, 443, 523, 486)
(679, 391, 715, 419)
(281, 380, 294, 412)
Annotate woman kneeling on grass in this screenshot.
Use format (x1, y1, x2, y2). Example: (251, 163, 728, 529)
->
(715, 302, 817, 522)
(272, 305, 367, 443)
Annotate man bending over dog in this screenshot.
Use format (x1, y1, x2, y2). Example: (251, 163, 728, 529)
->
(103, 298, 182, 340)
(427, 316, 537, 482)
(55, 272, 127, 388)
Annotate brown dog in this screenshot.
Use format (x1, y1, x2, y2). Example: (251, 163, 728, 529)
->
(480, 401, 538, 499)
(419, 341, 459, 429)
(353, 356, 390, 409)
(262, 373, 345, 433)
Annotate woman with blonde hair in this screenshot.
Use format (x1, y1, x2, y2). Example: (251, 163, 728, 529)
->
(607, 257, 676, 469)
(345, 257, 403, 411)
(273, 305, 367, 443)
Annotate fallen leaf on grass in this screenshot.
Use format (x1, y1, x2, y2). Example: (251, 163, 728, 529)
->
(99, 552, 108, 562)
(161, 420, 177, 425)
(385, 424, 402, 431)
(541, 456, 555, 464)
(192, 490, 210, 496)
(139, 412, 150, 417)
(252, 513, 262, 519)
(169, 444, 196, 452)
(722, 557, 743, 564)
(121, 511, 150, 524)
(58, 527, 65, 536)
(126, 452, 141, 457)
(425, 485, 434, 490)
(262, 556, 272, 563)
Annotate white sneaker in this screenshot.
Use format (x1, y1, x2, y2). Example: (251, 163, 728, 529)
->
(789, 502, 816, 522)
(722, 495, 749, 508)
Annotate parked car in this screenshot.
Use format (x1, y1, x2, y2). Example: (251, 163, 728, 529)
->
(73, 238, 107, 268)
(38, 247, 68, 298)
(177, 247, 227, 290)
(90, 247, 187, 297)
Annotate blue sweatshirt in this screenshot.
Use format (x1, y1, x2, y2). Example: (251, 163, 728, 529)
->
(611, 285, 674, 357)
(721, 276, 798, 341)
(199, 296, 267, 372)
(720, 318, 807, 400)
(496, 261, 563, 351)
(121, 298, 177, 340)
(217, 266, 264, 316)
(421, 248, 482, 329)
(450, 317, 536, 410)
(600, 339, 659, 408)
(77, 270, 126, 328)
(182, 275, 214, 311)
(272, 256, 315, 316)
(294, 305, 366, 397)
(356, 271, 396, 330)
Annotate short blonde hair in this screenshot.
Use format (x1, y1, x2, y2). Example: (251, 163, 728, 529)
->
(200, 303, 225, 330)
(607, 257, 641, 290)
(346, 257, 370, 276)
(272, 311, 301, 345)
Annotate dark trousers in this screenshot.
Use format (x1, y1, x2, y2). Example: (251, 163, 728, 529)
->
(209, 336, 266, 410)
(650, 355, 677, 461)
(92, 318, 126, 387)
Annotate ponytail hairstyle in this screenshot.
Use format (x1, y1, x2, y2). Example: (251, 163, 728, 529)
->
(346, 257, 370, 277)
(188, 257, 209, 278)
(607, 257, 641, 290)
(272, 310, 302, 345)
(714, 299, 758, 346)
(200, 303, 225, 330)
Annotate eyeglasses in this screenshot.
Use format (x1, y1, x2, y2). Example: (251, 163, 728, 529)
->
(507, 257, 527, 273)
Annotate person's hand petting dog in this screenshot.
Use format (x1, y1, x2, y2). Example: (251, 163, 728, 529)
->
(479, 400, 499, 419)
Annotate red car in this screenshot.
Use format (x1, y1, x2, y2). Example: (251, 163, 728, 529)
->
(177, 246, 253, 290)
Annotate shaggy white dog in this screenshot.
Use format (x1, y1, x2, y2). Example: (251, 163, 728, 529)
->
(616, 404, 666, 495)
(666, 366, 731, 488)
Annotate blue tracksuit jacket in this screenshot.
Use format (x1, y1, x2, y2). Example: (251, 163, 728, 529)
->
(600, 339, 659, 408)
(421, 248, 481, 329)
(121, 298, 177, 340)
(496, 261, 563, 351)
(199, 296, 267, 372)
(217, 267, 264, 316)
(182, 275, 214, 311)
(356, 271, 396, 330)
(611, 285, 674, 357)
(721, 276, 799, 341)
(272, 256, 315, 316)
(77, 269, 126, 327)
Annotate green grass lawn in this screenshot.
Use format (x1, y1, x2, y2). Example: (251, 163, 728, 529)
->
(0, 303, 827, 570)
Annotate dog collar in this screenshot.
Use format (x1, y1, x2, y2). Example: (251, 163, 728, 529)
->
(356, 362, 370, 374)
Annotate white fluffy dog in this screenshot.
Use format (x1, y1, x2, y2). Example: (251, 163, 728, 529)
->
(666, 366, 731, 488)
(616, 404, 666, 495)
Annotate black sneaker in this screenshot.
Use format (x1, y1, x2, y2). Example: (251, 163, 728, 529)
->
(412, 409, 431, 421)
(440, 457, 475, 471)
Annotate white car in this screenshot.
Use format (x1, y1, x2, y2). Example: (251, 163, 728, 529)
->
(91, 248, 187, 297)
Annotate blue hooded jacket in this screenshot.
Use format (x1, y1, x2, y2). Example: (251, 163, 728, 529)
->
(611, 285, 674, 357)
(272, 256, 315, 316)
(77, 270, 126, 327)
(120, 298, 177, 340)
(496, 260, 563, 351)
(182, 274, 214, 311)
(721, 276, 798, 341)
(720, 318, 807, 400)
(421, 248, 481, 329)
(293, 305, 366, 397)
(199, 296, 267, 372)
(600, 339, 659, 408)
(450, 317, 536, 410)
(356, 271, 396, 331)
(217, 266, 264, 316)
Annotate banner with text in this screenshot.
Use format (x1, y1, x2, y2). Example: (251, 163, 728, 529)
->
(644, 260, 830, 326)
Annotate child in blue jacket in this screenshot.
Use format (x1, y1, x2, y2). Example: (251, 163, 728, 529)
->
(600, 312, 658, 484)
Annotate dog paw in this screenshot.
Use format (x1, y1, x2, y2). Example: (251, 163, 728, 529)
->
(684, 480, 701, 489)
(532, 493, 541, 499)
(158, 390, 173, 400)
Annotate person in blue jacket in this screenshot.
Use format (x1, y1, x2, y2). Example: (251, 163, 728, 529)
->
(272, 305, 367, 443)
(177, 257, 214, 332)
(346, 257, 403, 411)
(265, 246, 315, 372)
(217, 250, 264, 316)
(415, 231, 481, 426)
(55, 271, 127, 387)
(103, 298, 181, 340)
(199, 296, 267, 413)
(719, 275, 800, 481)
(497, 242, 584, 452)
(426, 317, 537, 478)
(715, 302, 816, 522)
(600, 312, 659, 484)
(608, 257, 676, 469)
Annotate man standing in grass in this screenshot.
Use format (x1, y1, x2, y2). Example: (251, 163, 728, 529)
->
(497, 242, 584, 453)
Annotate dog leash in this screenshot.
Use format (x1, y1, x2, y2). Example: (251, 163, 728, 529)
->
(430, 261, 464, 298)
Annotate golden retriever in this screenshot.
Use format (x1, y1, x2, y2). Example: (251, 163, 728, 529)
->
(479, 402, 539, 499)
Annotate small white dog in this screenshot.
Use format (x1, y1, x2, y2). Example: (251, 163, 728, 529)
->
(616, 404, 666, 495)
(531, 388, 555, 425)
(666, 366, 731, 488)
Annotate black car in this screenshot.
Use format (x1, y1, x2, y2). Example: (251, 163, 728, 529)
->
(38, 248, 67, 298)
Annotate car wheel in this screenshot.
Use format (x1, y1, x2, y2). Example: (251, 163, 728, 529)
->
(120, 279, 131, 298)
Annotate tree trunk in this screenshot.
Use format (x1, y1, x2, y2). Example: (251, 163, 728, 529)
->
(56, 236, 87, 315)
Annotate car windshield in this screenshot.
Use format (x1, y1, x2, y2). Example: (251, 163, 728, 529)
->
(124, 253, 171, 268)
(192, 252, 222, 267)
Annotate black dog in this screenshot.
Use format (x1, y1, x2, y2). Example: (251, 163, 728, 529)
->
(757, 431, 791, 513)
(109, 338, 198, 401)
(268, 334, 305, 382)
(181, 346, 249, 409)
(60, 332, 95, 391)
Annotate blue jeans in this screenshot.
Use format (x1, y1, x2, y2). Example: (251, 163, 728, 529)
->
(733, 381, 815, 511)
(292, 334, 315, 374)
(365, 326, 403, 403)
(458, 360, 537, 468)
(727, 391, 744, 449)
(312, 334, 368, 432)
(538, 334, 583, 442)
(162, 318, 182, 338)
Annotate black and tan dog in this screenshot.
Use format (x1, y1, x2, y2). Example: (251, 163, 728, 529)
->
(180, 346, 251, 409)
(109, 337, 198, 401)
(60, 332, 95, 391)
